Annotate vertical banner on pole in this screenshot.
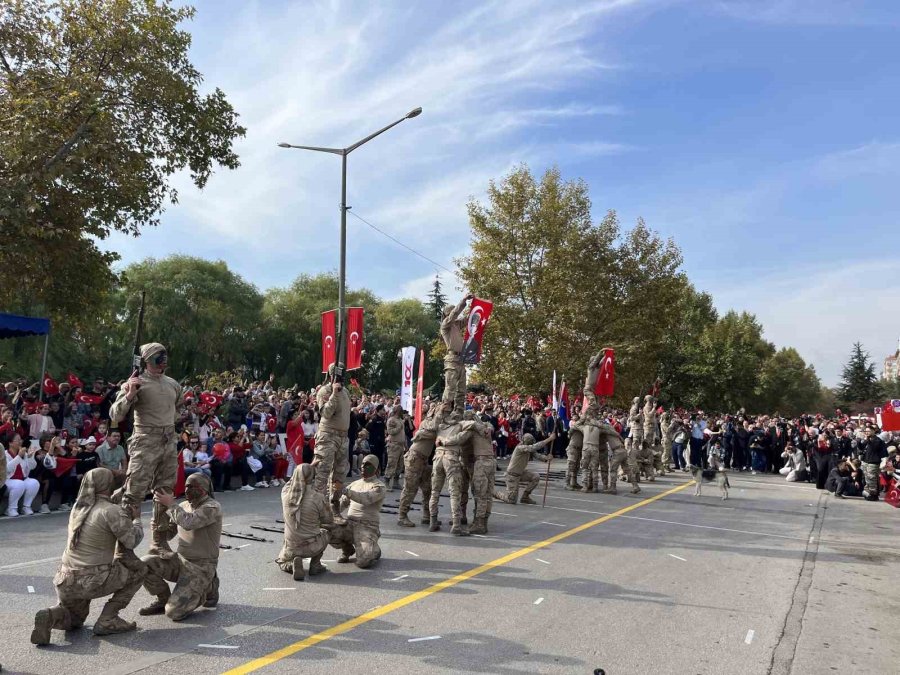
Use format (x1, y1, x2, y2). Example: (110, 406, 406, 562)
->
(321, 310, 337, 374)
(551, 370, 558, 409)
(346, 307, 364, 370)
(462, 297, 493, 365)
(400, 346, 416, 413)
(414, 349, 425, 429)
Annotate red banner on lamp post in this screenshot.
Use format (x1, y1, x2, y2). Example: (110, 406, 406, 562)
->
(321, 310, 336, 374)
(346, 307, 364, 370)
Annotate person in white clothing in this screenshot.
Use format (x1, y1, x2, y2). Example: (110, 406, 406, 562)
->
(28, 404, 56, 439)
(5, 433, 40, 517)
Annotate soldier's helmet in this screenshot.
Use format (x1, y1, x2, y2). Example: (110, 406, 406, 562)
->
(522, 433, 536, 445)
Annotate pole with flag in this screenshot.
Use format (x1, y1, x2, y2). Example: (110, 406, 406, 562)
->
(413, 348, 425, 429)
(551, 370, 558, 409)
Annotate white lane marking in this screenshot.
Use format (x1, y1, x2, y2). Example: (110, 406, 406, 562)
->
(539, 521, 566, 527)
(405, 550, 420, 557)
(534, 597, 544, 605)
(472, 534, 487, 538)
(263, 587, 296, 591)
(323, 559, 336, 562)
(492, 511, 518, 517)
(236, 544, 251, 549)
(27, 585, 35, 593)
(223, 523, 232, 527)
(669, 554, 687, 562)
(408, 635, 441, 642)
(745, 629, 755, 644)
(390, 574, 409, 581)
(198, 644, 239, 649)
(535, 558, 551, 565)
(0, 557, 60, 572)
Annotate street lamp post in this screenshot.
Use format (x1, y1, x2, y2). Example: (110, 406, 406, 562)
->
(279, 106, 422, 378)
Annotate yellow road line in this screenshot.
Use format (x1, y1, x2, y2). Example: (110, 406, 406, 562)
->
(224, 481, 693, 674)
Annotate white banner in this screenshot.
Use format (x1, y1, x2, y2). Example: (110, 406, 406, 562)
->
(400, 346, 416, 413)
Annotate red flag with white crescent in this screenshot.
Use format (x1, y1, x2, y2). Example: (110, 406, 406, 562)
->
(414, 349, 425, 429)
(43, 372, 59, 396)
(462, 298, 493, 365)
(346, 307, 364, 370)
(75, 393, 103, 405)
(67, 372, 83, 388)
(321, 310, 337, 374)
(594, 348, 615, 397)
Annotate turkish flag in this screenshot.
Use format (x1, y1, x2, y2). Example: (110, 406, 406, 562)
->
(75, 393, 103, 405)
(43, 373, 59, 396)
(346, 307, 364, 370)
(51, 457, 78, 478)
(322, 310, 337, 374)
(183, 390, 195, 402)
(880, 400, 900, 432)
(594, 349, 615, 397)
(200, 392, 218, 407)
(266, 416, 277, 433)
(67, 372, 83, 388)
(462, 298, 493, 365)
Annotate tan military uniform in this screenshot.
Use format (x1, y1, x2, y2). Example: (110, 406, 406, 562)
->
(385, 414, 406, 487)
(496, 439, 552, 504)
(582, 351, 604, 409)
(565, 418, 585, 489)
(440, 297, 469, 412)
(660, 411, 674, 469)
(31, 469, 144, 645)
(313, 382, 351, 505)
(110, 370, 182, 550)
(329, 472, 385, 568)
(141, 494, 223, 621)
(430, 419, 467, 533)
(603, 423, 639, 494)
(397, 408, 442, 526)
(276, 465, 334, 578)
(441, 419, 495, 533)
(580, 420, 608, 492)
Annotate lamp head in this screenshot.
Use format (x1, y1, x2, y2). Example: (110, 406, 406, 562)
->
(277, 142, 292, 148)
(406, 107, 423, 119)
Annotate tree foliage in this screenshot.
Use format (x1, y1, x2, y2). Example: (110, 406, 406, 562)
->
(0, 0, 245, 323)
(838, 342, 882, 405)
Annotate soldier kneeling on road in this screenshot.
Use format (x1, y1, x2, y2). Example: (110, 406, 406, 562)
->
(329, 454, 385, 569)
(139, 473, 222, 621)
(276, 461, 334, 581)
(494, 433, 556, 505)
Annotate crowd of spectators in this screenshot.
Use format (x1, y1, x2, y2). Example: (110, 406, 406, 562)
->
(2, 374, 898, 518)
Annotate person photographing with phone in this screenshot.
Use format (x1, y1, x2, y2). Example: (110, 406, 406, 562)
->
(109, 342, 183, 557)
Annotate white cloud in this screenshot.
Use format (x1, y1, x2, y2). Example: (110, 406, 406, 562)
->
(713, 0, 900, 26)
(706, 259, 900, 387)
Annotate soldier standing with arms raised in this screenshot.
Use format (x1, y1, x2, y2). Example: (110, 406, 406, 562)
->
(440, 294, 473, 413)
(313, 365, 351, 513)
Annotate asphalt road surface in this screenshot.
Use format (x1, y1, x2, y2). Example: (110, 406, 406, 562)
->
(1, 462, 898, 675)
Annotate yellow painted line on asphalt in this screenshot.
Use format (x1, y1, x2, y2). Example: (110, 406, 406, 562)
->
(223, 480, 693, 674)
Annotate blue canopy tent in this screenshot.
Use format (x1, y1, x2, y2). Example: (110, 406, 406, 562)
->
(0, 312, 51, 400)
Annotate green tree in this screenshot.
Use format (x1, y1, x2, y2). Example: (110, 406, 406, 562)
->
(426, 274, 448, 321)
(458, 164, 687, 400)
(754, 347, 822, 415)
(365, 299, 442, 393)
(838, 342, 882, 404)
(0, 0, 245, 324)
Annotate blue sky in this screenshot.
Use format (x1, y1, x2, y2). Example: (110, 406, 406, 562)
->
(104, 0, 900, 385)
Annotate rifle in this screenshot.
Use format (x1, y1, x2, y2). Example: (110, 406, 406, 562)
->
(132, 291, 146, 373)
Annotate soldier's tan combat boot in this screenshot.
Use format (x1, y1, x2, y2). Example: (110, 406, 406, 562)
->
(397, 512, 416, 527)
(460, 512, 468, 525)
(31, 606, 67, 645)
(450, 519, 471, 536)
(580, 475, 592, 493)
(308, 555, 328, 576)
(139, 594, 170, 616)
(292, 556, 305, 581)
(93, 601, 136, 636)
(565, 471, 575, 490)
(572, 478, 583, 490)
(631, 485, 641, 494)
(420, 505, 431, 525)
(469, 516, 488, 535)
(428, 515, 441, 532)
(203, 575, 219, 607)
(520, 491, 536, 505)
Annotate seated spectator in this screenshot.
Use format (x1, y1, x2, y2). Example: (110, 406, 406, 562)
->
(780, 442, 809, 482)
(210, 438, 233, 491)
(271, 434, 289, 486)
(73, 436, 101, 494)
(248, 430, 274, 487)
(183, 434, 212, 480)
(33, 433, 61, 513)
(96, 430, 127, 486)
(5, 433, 40, 517)
(41, 435, 79, 512)
(351, 429, 370, 476)
(229, 428, 254, 491)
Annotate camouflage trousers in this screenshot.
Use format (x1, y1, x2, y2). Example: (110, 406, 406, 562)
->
(142, 553, 218, 621)
(276, 530, 329, 572)
(566, 445, 583, 484)
(863, 463, 881, 497)
(442, 353, 466, 413)
(313, 429, 350, 505)
(581, 444, 608, 490)
(637, 443, 655, 477)
(460, 455, 474, 517)
(470, 456, 496, 518)
(429, 448, 464, 523)
(385, 441, 406, 480)
(49, 562, 144, 629)
(398, 451, 432, 519)
(661, 435, 674, 466)
(116, 426, 177, 548)
(501, 469, 539, 504)
(609, 448, 637, 489)
(329, 519, 381, 568)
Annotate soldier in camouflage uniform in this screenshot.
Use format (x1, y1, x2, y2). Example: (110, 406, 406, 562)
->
(139, 473, 222, 621)
(430, 413, 469, 535)
(397, 403, 444, 528)
(641, 395, 660, 480)
(580, 409, 608, 492)
(659, 409, 674, 471)
(440, 412, 496, 534)
(582, 350, 606, 409)
(605, 419, 640, 495)
(31, 468, 144, 645)
(565, 414, 585, 490)
(440, 294, 473, 413)
(276, 462, 334, 581)
(623, 396, 643, 484)
(313, 367, 351, 512)
(109, 342, 183, 556)
(495, 432, 555, 505)
(330, 454, 385, 568)
(384, 405, 407, 491)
